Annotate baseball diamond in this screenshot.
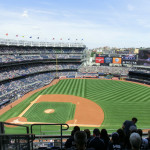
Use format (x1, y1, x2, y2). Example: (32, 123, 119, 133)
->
(0, 79, 150, 134)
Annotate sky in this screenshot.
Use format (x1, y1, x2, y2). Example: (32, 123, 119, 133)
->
(0, 0, 150, 48)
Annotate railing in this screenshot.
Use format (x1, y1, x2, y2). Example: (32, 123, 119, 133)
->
(0, 122, 30, 134)
(0, 121, 149, 149)
(31, 123, 69, 150)
(0, 122, 35, 150)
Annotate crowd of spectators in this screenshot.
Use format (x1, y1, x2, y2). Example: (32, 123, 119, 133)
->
(56, 71, 77, 77)
(0, 73, 53, 108)
(63, 118, 150, 150)
(0, 65, 133, 83)
(0, 54, 82, 63)
(77, 72, 98, 77)
(129, 67, 150, 74)
(0, 64, 80, 81)
(0, 71, 77, 108)
(79, 66, 130, 75)
(0, 47, 84, 54)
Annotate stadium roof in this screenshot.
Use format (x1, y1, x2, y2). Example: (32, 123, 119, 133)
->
(0, 38, 86, 48)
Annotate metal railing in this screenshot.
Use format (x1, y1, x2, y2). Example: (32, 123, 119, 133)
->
(31, 123, 69, 149)
(0, 122, 35, 150)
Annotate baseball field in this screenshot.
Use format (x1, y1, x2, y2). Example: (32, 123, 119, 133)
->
(0, 79, 150, 134)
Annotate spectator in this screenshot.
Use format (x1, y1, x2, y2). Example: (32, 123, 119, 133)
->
(108, 132, 122, 150)
(87, 128, 105, 150)
(124, 124, 137, 150)
(65, 126, 80, 149)
(137, 129, 149, 150)
(84, 129, 93, 147)
(130, 133, 141, 150)
(73, 131, 87, 150)
(146, 130, 150, 149)
(100, 129, 110, 150)
(117, 128, 125, 149)
(122, 117, 138, 136)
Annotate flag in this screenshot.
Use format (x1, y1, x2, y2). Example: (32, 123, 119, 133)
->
(37, 37, 39, 39)
(22, 36, 24, 38)
(30, 36, 32, 38)
(52, 38, 55, 40)
(81, 39, 83, 41)
(60, 38, 62, 40)
(68, 38, 70, 40)
(6, 33, 8, 36)
(76, 39, 78, 41)
(16, 35, 18, 37)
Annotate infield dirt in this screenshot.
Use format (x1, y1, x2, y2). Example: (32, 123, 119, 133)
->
(1, 78, 150, 130)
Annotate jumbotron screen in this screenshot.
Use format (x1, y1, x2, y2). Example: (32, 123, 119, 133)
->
(113, 57, 122, 64)
(122, 54, 136, 60)
(95, 57, 104, 63)
(138, 50, 150, 66)
(104, 57, 112, 63)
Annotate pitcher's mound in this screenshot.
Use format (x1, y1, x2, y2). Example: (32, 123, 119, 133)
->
(44, 109, 55, 114)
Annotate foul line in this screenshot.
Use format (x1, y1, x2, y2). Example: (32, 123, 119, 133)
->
(68, 124, 101, 127)
(9, 120, 101, 127)
(18, 95, 41, 117)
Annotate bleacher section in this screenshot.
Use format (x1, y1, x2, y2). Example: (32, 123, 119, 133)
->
(0, 40, 86, 108)
(79, 66, 130, 76)
(127, 71, 150, 85)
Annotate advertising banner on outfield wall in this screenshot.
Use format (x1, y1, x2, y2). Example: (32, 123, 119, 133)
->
(95, 57, 104, 63)
(104, 57, 112, 63)
(113, 57, 122, 64)
(122, 54, 136, 60)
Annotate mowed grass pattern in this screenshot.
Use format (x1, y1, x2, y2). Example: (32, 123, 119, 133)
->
(1, 79, 150, 131)
(40, 79, 150, 129)
(23, 102, 76, 123)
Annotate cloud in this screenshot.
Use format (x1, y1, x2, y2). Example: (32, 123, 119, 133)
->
(22, 11, 28, 17)
(0, 2, 150, 48)
(29, 9, 58, 16)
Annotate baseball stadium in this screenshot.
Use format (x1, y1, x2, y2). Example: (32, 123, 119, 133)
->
(0, 38, 150, 149)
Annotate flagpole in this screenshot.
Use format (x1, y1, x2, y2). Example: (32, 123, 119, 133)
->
(16, 35, 19, 46)
(5, 33, 8, 45)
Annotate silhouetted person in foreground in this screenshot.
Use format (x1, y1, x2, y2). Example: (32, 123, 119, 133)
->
(100, 129, 110, 150)
(146, 130, 150, 149)
(67, 131, 94, 150)
(117, 128, 125, 149)
(108, 132, 122, 150)
(84, 129, 93, 146)
(137, 129, 148, 150)
(130, 133, 141, 150)
(87, 128, 105, 150)
(65, 126, 80, 149)
(122, 117, 138, 149)
(122, 117, 138, 136)
(74, 131, 88, 150)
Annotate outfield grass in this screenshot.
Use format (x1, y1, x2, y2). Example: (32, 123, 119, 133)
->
(0, 79, 150, 134)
